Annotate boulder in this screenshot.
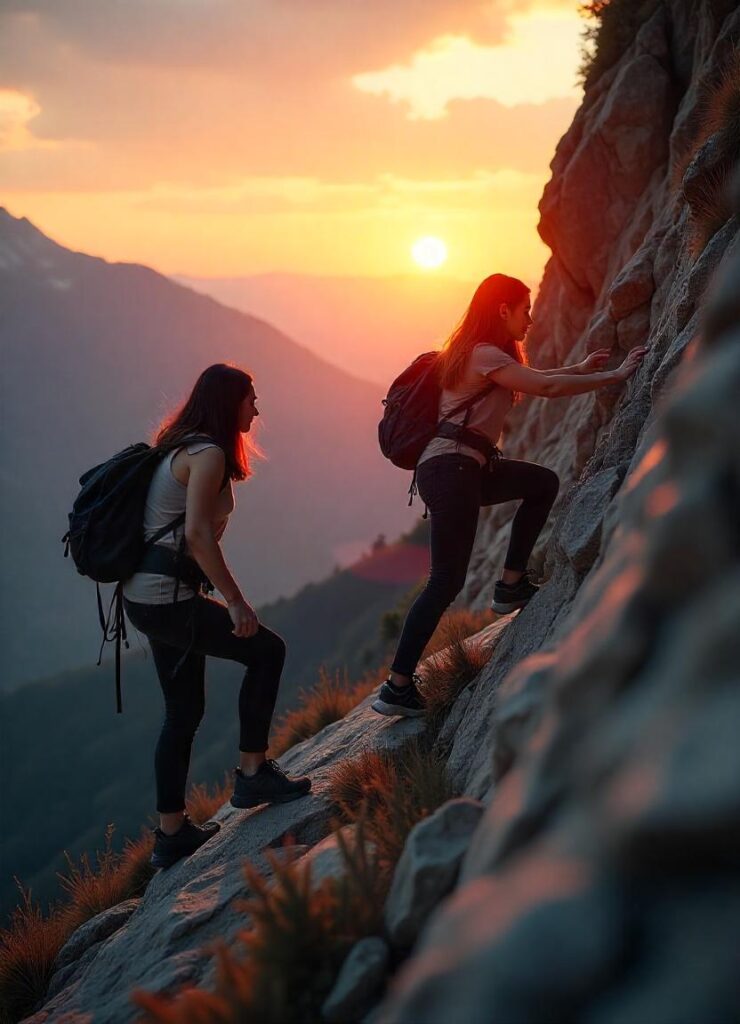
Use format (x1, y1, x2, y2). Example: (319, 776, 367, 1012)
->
(557, 467, 625, 574)
(321, 937, 390, 1024)
(52, 898, 140, 976)
(384, 798, 484, 949)
(608, 249, 655, 321)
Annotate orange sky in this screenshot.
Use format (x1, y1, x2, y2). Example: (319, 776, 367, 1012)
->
(0, 1, 585, 285)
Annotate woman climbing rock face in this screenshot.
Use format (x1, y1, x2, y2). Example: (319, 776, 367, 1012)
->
(123, 363, 311, 869)
(373, 273, 647, 719)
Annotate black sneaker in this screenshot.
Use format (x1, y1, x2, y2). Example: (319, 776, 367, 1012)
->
(150, 814, 221, 869)
(491, 571, 539, 614)
(371, 675, 426, 718)
(230, 759, 312, 809)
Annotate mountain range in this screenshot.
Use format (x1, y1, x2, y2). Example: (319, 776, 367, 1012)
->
(174, 271, 478, 385)
(0, 209, 417, 688)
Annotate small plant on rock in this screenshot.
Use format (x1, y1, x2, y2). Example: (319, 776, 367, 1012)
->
(681, 50, 740, 256)
(578, 0, 662, 89)
(0, 776, 227, 1024)
(328, 737, 455, 871)
(133, 818, 386, 1024)
(421, 612, 495, 724)
(0, 888, 68, 1024)
(270, 667, 384, 757)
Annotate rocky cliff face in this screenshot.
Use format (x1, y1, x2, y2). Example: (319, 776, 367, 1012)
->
(25, 1, 740, 1021)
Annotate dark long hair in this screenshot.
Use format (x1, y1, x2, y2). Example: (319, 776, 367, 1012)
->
(154, 363, 258, 482)
(437, 274, 530, 394)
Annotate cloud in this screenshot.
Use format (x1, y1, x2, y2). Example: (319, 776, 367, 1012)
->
(0, 1, 584, 281)
(352, 10, 583, 118)
(0, 89, 55, 151)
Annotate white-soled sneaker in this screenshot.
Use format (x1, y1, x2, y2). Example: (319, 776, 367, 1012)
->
(491, 571, 539, 614)
(372, 675, 426, 718)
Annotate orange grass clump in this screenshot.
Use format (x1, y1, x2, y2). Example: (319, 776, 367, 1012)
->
(672, 49, 740, 256)
(185, 771, 232, 826)
(0, 826, 155, 1024)
(327, 738, 455, 870)
(0, 767, 232, 1024)
(0, 889, 68, 1024)
(133, 819, 386, 1024)
(270, 667, 384, 758)
(421, 612, 495, 721)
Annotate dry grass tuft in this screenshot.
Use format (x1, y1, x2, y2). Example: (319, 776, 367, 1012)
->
(0, 825, 157, 1024)
(270, 667, 384, 758)
(58, 825, 154, 934)
(0, 768, 231, 1024)
(134, 818, 387, 1024)
(186, 771, 232, 825)
(0, 889, 68, 1024)
(687, 165, 736, 256)
(328, 737, 455, 870)
(671, 49, 740, 256)
(421, 616, 493, 721)
(422, 605, 493, 660)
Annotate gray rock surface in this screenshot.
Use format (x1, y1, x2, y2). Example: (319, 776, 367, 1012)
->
(45, 899, 141, 1000)
(384, 798, 484, 949)
(375, 85, 740, 1024)
(23, 694, 424, 1023)
(321, 936, 390, 1024)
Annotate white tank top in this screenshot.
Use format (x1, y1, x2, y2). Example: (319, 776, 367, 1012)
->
(122, 440, 234, 605)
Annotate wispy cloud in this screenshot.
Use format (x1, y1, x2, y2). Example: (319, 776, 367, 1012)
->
(353, 10, 582, 119)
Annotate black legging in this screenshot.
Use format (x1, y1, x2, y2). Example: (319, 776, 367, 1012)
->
(124, 595, 285, 813)
(391, 453, 559, 677)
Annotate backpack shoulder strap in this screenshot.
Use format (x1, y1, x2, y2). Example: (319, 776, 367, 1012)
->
(439, 379, 499, 426)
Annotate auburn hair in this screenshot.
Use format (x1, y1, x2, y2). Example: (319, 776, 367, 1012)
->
(437, 274, 530, 396)
(154, 363, 258, 482)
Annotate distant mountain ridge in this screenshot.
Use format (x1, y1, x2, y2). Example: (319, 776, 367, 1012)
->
(0, 209, 416, 688)
(174, 271, 478, 384)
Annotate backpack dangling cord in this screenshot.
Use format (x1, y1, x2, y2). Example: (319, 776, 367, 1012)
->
(407, 469, 418, 507)
(96, 582, 128, 713)
(408, 469, 429, 518)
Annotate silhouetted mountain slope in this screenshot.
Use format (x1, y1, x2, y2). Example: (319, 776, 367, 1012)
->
(0, 210, 416, 688)
(175, 272, 477, 384)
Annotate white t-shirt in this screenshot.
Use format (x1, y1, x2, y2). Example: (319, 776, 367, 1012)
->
(122, 441, 234, 605)
(418, 344, 516, 467)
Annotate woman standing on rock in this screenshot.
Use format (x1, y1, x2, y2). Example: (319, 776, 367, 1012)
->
(123, 364, 311, 868)
(373, 274, 646, 718)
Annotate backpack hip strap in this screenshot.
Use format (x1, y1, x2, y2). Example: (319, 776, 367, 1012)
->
(137, 543, 213, 592)
(434, 421, 502, 468)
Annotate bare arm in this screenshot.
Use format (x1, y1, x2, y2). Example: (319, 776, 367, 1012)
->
(538, 362, 586, 376)
(490, 347, 646, 398)
(184, 448, 258, 637)
(537, 348, 612, 376)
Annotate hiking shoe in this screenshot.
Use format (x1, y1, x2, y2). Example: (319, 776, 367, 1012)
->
(371, 675, 426, 718)
(230, 759, 312, 809)
(491, 571, 540, 614)
(150, 814, 220, 869)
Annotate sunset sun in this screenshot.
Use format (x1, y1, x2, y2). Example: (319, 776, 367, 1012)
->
(411, 236, 448, 270)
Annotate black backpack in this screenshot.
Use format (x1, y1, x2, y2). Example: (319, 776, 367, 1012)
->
(62, 435, 213, 712)
(378, 351, 498, 494)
